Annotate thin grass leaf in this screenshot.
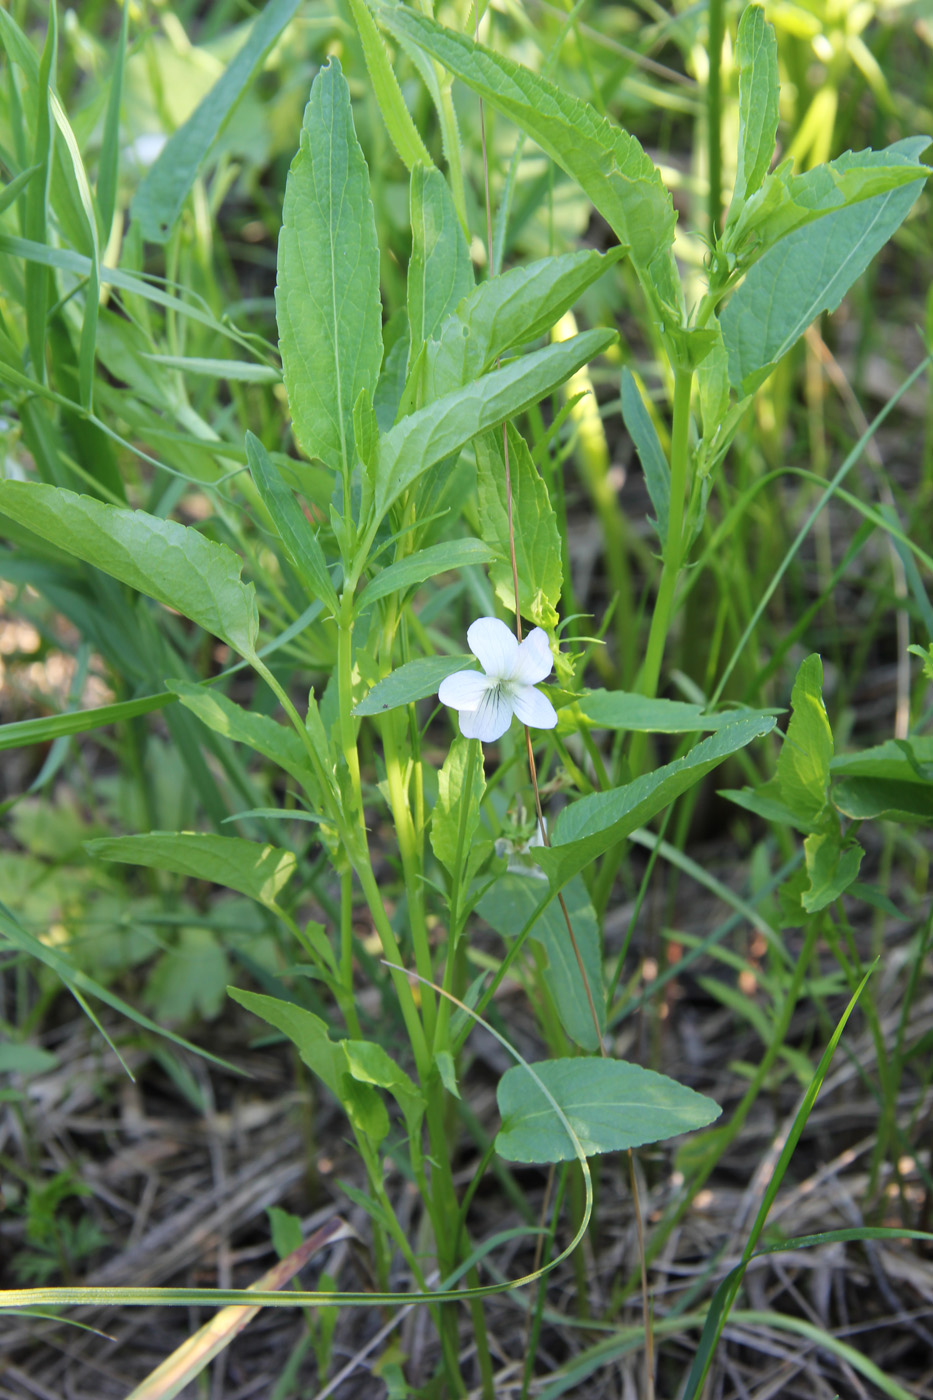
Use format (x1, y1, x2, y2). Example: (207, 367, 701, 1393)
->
(0, 692, 176, 751)
(347, 0, 432, 171)
(95, 0, 128, 239)
(133, 0, 302, 243)
(25, 2, 56, 386)
(681, 967, 874, 1399)
(124, 1220, 352, 1400)
(49, 92, 100, 411)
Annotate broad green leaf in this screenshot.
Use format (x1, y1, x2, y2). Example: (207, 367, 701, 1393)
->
(721, 141, 929, 393)
(168, 679, 313, 790)
(802, 832, 863, 913)
(353, 654, 471, 715)
(773, 655, 833, 825)
(245, 431, 339, 612)
(534, 716, 775, 890)
(496, 1057, 721, 1163)
(620, 369, 668, 541)
(475, 424, 562, 629)
(357, 538, 494, 610)
(430, 736, 485, 880)
(728, 139, 931, 262)
(276, 57, 383, 474)
(228, 987, 340, 1096)
(342, 1039, 424, 1136)
(832, 778, 933, 824)
(477, 874, 604, 1052)
(375, 328, 615, 518)
(408, 164, 473, 351)
(429, 248, 625, 398)
(0, 481, 259, 656)
(829, 736, 933, 782)
(88, 833, 296, 912)
(727, 4, 779, 225)
(133, 0, 302, 242)
(0, 692, 175, 751)
(574, 690, 774, 734)
(347, 0, 432, 171)
(377, 6, 674, 290)
(719, 785, 819, 833)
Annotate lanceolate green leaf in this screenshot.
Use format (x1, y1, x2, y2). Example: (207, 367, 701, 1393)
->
(88, 833, 296, 912)
(574, 690, 775, 734)
(475, 424, 562, 629)
(245, 431, 339, 613)
(408, 163, 473, 351)
(477, 875, 604, 1052)
(728, 140, 931, 263)
(429, 248, 625, 397)
(353, 654, 471, 715)
(228, 988, 341, 1095)
(727, 3, 779, 226)
(133, 0, 302, 243)
(276, 56, 383, 475)
(356, 538, 494, 610)
(620, 369, 669, 541)
(0, 481, 259, 656)
(722, 140, 930, 393)
(168, 679, 314, 790)
(374, 328, 615, 518)
(496, 1058, 721, 1163)
(377, 6, 674, 290)
(534, 715, 775, 890)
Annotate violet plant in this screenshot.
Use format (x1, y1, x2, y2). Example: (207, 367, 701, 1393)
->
(0, 2, 929, 1396)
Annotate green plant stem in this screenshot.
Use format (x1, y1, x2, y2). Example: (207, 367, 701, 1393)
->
(638, 366, 693, 711)
(707, 0, 723, 237)
(382, 711, 437, 1044)
(339, 871, 363, 1040)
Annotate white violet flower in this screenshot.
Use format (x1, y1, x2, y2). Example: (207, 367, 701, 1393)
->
(438, 617, 559, 743)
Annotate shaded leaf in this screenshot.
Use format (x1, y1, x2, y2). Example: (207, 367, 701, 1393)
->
(228, 987, 340, 1095)
(722, 140, 929, 393)
(475, 424, 562, 629)
(620, 369, 668, 541)
(477, 874, 604, 1051)
(0, 481, 258, 656)
(374, 328, 615, 517)
(408, 163, 473, 351)
(496, 1057, 721, 1163)
(245, 431, 339, 612)
(88, 833, 296, 912)
(534, 716, 775, 890)
(168, 679, 313, 791)
(429, 248, 624, 397)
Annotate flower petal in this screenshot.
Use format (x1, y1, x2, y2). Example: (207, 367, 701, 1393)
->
(438, 670, 490, 711)
(458, 685, 514, 742)
(511, 684, 558, 730)
(510, 627, 553, 685)
(467, 616, 518, 680)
